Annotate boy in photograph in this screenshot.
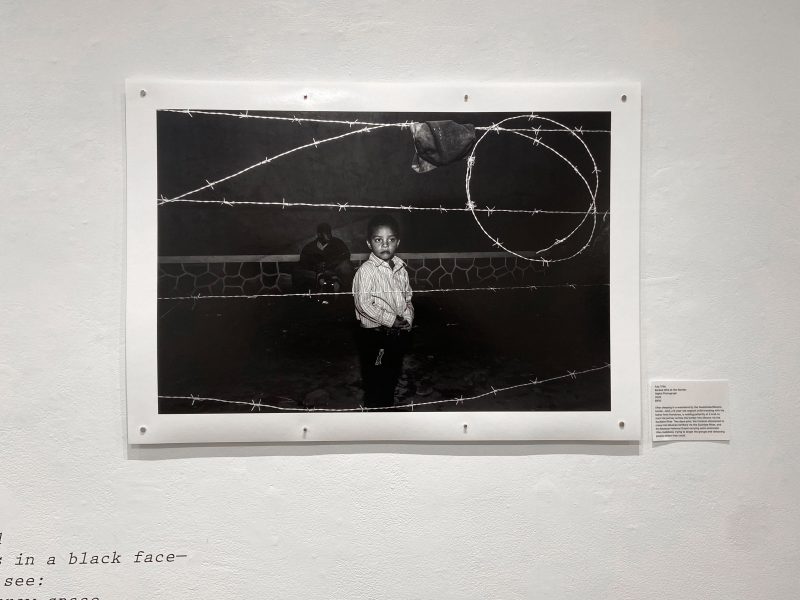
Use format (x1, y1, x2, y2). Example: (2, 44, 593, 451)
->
(352, 214, 414, 409)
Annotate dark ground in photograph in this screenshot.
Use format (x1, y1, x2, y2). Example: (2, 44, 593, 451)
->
(158, 286, 609, 413)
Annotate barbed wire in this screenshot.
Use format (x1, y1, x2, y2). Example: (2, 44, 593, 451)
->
(158, 364, 610, 412)
(167, 122, 402, 201)
(158, 282, 608, 302)
(160, 109, 611, 133)
(162, 111, 605, 264)
(157, 196, 609, 217)
(465, 114, 599, 265)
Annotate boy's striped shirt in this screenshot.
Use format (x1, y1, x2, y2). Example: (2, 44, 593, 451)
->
(352, 253, 414, 328)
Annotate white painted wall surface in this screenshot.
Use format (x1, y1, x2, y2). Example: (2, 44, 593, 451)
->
(1, 1, 798, 598)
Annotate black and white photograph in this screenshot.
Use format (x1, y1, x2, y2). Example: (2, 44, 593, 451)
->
(125, 82, 641, 442)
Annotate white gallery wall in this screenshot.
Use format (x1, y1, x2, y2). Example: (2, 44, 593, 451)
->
(1, 1, 798, 598)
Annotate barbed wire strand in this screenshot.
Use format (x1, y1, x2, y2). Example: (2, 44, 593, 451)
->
(158, 282, 608, 302)
(168, 122, 404, 201)
(160, 109, 611, 133)
(158, 364, 610, 412)
(157, 196, 609, 217)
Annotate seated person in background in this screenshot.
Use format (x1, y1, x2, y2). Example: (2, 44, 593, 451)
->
(294, 222, 353, 293)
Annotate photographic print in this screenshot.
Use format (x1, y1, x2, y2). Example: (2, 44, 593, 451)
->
(126, 82, 640, 442)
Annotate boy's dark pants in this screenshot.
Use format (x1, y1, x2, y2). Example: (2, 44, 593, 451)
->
(356, 325, 409, 409)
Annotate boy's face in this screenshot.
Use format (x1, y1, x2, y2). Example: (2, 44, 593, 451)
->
(367, 226, 400, 262)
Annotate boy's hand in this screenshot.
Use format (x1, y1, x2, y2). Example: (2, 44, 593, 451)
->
(393, 316, 412, 331)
